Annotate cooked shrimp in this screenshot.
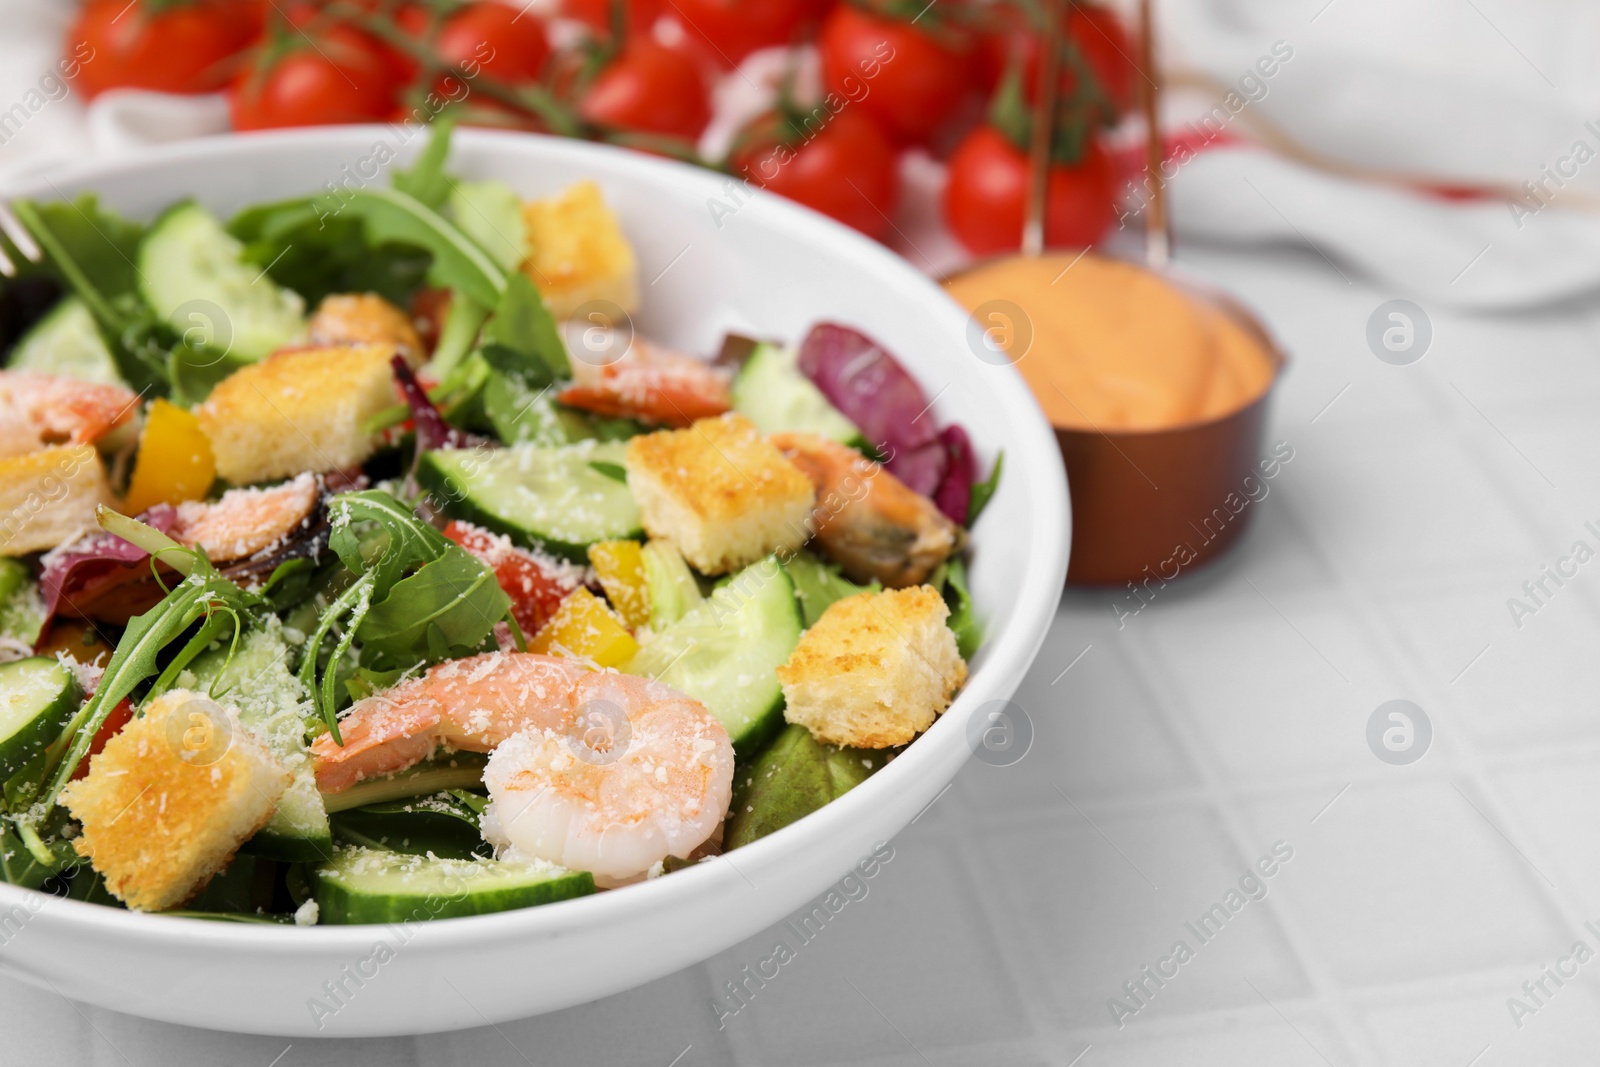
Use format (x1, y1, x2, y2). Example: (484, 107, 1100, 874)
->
(557, 326, 731, 428)
(773, 431, 963, 588)
(307, 293, 424, 364)
(170, 472, 320, 562)
(0, 370, 138, 449)
(310, 652, 589, 793)
(481, 670, 734, 886)
(0, 405, 40, 460)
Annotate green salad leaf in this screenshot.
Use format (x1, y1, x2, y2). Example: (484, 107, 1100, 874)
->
(330, 789, 491, 860)
(11, 197, 170, 394)
(937, 557, 982, 660)
(781, 550, 875, 628)
(301, 491, 519, 742)
(968, 450, 1003, 526)
(481, 271, 568, 379)
(724, 725, 890, 850)
(448, 178, 529, 272)
(392, 114, 458, 211)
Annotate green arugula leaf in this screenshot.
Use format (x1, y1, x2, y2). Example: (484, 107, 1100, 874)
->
(303, 491, 518, 741)
(781, 550, 875, 629)
(724, 724, 889, 850)
(356, 547, 510, 664)
(481, 271, 569, 379)
(330, 789, 491, 860)
(392, 115, 459, 210)
(25, 532, 259, 818)
(938, 557, 982, 660)
(340, 188, 506, 308)
(967, 450, 1003, 526)
(12, 197, 170, 394)
(231, 200, 432, 311)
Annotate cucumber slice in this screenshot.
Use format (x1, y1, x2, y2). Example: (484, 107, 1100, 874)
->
(640, 540, 702, 629)
(313, 846, 593, 924)
(188, 624, 331, 862)
(7, 297, 128, 387)
(0, 559, 45, 648)
(624, 557, 801, 755)
(417, 440, 642, 562)
(139, 201, 305, 362)
(0, 657, 81, 782)
(731, 343, 862, 445)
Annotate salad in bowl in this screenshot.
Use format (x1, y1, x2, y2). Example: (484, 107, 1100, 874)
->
(0, 123, 1001, 928)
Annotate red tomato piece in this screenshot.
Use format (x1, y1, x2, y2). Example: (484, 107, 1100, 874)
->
(67, 0, 261, 99)
(437, 3, 551, 84)
(443, 521, 581, 637)
(732, 105, 899, 237)
(818, 5, 972, 145)
(578, 37, 711, 141)
(72, 698, 133, 782)
(943, 125, 1117, 255)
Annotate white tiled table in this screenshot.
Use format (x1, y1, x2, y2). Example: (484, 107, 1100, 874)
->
(8, 240, 1600, 1066)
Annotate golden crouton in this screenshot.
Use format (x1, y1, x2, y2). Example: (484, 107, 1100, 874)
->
(196, 343, 398, 485)
(625, 414, 815, 575)
(307, 293, 424, 365)
(777, 586, 967, 749)
(521, 181, 639, 320)
(0, 445, 112, 557)
(60, 689, 290, 912)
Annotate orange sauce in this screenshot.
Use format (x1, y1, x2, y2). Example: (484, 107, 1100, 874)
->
(943, 253, 1277, 431)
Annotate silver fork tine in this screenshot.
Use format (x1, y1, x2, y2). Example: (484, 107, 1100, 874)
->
(0, 201, 41, 265)
(0, 244, 14, 278)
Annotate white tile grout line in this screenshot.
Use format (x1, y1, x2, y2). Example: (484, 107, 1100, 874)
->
(1115, 617, 1384, 1067)
(1239, 412, 1600, 1059)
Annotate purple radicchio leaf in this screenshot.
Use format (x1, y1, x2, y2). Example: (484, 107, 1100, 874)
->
(796, 323, 951, 493)
(933, 423, 976, 525)
(392, 356, 486, 452)
(38, 505, 179, 620)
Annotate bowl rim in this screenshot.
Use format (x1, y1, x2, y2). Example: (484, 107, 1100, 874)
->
(0, 126, 1071, 955)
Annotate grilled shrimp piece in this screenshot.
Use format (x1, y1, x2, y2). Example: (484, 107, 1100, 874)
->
(557, 326, 731, 428)
(310, 652, 590, 793)
(307, 293, 424, 364)
(170, 472, 320, 562)
(772, 431, 963, 588)
(481, 670, 734, 886)
(0, 370, 138, 449)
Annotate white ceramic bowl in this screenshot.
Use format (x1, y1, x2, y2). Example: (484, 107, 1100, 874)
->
(0, 128, 1069, 1036)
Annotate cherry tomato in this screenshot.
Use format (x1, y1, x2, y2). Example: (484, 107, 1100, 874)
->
(668, 0, 827, 67)
(437, 3, 551, 84)
(559, 0, 664, 37)
(943, 125, 1116, 254)
(67, 0, 261, 99)
(579, 38, 710, 141)
(230, 29, 400, 130)
(818, 5, 971, 145)
(72, 698, 133, 781)
(1063, 4, 1136, 112)
(977, 3, 1135, 115)
(283, 3, 425, 86)
(732, 106, 898, 238)
(443, 522, 577, 636)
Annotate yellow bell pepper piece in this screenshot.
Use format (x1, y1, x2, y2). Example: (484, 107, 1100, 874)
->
(123, 399, 215, 514)
(587, 539, 651, 630)
(529, 587, 640, 668)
